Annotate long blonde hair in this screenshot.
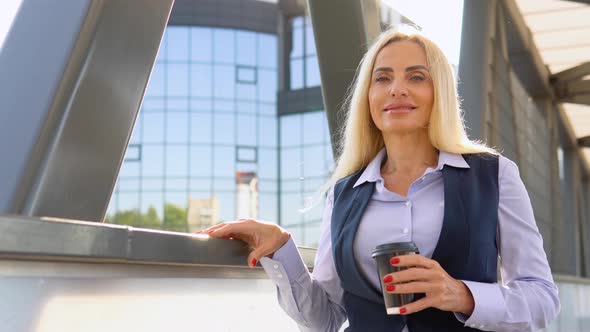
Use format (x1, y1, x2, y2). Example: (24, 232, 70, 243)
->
(327, 29, 496, 189)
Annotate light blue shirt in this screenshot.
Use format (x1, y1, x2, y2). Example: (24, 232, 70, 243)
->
(260, 149, 560, 331)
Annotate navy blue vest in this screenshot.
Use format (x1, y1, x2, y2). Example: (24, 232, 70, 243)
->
(331, 153, 499, 332)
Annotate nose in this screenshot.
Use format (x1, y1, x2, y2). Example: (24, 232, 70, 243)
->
(390, 80, 408, 97)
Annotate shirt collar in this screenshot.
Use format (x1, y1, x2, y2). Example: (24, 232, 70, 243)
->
(352, 148, 470, 188)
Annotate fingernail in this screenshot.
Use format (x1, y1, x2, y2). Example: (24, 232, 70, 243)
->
(400, 307, 407, 314)
(383, 275, 393, 283)
(390, 257, 400, 265)
(251, 258, 257, 267)
(386, 284, 396, 292)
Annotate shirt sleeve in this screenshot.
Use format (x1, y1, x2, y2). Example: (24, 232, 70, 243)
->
(259, 188, 347, 332)
(454, 156, 561, 331)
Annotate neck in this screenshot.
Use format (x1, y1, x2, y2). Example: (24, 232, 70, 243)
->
(381, 130, 439, 175)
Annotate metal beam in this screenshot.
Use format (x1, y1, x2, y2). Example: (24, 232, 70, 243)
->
(306, 0, 381, 158)
(579, 136, 590, 148)
(552, 62, 590, 83)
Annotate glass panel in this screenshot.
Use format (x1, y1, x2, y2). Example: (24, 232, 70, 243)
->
(165, 178, 188, 192)
(281, 179, 301, 192)
(303, 222, 321, 247)
(190, 98, 212, 112)
(166, 27, 189, 61)
(280, 192, 302, 226)
(142, 113, 164, 143)
(114, 193, 140, 225)
(214, 113, 235, 144)
(259, 103, 276, 116)
(257, 34, 277, 69)
(259, 193, 278, 222)
(129, 120, 141, 144)
(165, 145, 188, 177)
(214, 65, 235, 98)
(216, 192, 236, 222)
(213, 29, 235, 64)
(190, 113, 212, 143)
(189, 145, 212, 177)
(167, 98, 188, 112)
(214, 99, 234, 113)
(213, 146, 234, 177)
(166, 113, 189, 144)
(146, 64, 165, 97)
(142, 145, 164, 177)
(259, 115, 277, 148)
(237, 66, 256, 83)
(236, 101, 256, 114)
(290, 58, 304, 90)
(167, 64, 189, 96)
(191, 27, 212, 62)
(280, 115, 301, 148)
(291, 26, 303, 58)
(236, 83, 256, 101)
(140, 192, 164, 228)
(213, 178, 235, 192)
(142, 98, 165, 112)
(236, 145, 256, 162)
(191, 64, 212, 97)
(305, 56, 321, 87)
(258, 148, 278, 180)
(118, 161, 139, 178)
(164, 192, 189, 232)
(258, 179, 278, 193)
(302, 111, 325, 145)
(189, 178, 212, 192)
(236, 31, 256, 66)
(258, 69, 277, 102)
(281, 148, 301, 180)
(303, 145, 326, 178)
(142, 178, 164, 191)
(305, 25, 316, 56)
(292, 16, 304, 28)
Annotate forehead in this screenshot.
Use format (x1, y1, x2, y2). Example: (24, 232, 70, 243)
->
(373, 40, 428, 68)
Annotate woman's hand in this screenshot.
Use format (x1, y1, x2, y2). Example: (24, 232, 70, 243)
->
(198, 219, 291, 268)
(383, 255, 475, 316)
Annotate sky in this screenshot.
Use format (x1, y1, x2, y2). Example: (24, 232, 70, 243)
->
(382, 0, 465, 65)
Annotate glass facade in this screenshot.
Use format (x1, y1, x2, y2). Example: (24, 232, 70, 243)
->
(107, 20, 333, 247)
(289, 16, 321, 89)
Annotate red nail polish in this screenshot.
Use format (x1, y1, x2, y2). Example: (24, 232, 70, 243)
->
(383, 275, 393, 283)
(251, 258, 257, 267)
(390, 257, 400, 265)
(386, 284, 396, 292)
(400, 307, 407, 314)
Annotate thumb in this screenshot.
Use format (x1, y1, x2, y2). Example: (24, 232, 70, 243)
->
(247, 246, 270, 268)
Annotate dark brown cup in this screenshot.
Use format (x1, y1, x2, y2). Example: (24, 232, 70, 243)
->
(371, 242, 420, 315)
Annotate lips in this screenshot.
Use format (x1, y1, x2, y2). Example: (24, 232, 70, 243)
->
(383, 102, 417, 114)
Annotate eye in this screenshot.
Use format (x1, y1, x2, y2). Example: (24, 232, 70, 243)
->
(409, 75, 426, 82)
(375, 76, 390, 83)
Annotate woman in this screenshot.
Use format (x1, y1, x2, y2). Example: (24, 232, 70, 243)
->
(201, 29, 560, 331)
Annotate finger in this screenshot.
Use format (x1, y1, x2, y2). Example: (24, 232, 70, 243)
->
(399, 297, 434, 315)
(247, 244, 275, 268)
(389, 267, 435, 283)
(198, 223, 226, 234)
(386, 281, 434, 294)
(391, 254, 439, 269)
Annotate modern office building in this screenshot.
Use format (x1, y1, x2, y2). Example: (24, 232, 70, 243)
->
(106, 0, 409, 246)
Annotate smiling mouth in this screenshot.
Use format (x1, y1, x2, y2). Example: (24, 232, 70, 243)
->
(383, 106, 416, 114)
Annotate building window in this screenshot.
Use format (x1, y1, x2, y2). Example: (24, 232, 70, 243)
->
(236, 65, 257, 84)
(236, 146, 257, 162)
(289, 16, 320, 89)
(124, 144, 142, 162)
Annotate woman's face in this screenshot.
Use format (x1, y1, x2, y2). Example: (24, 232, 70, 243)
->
(368, 40, 434, 135)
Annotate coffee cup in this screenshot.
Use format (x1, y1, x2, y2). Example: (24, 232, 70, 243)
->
(371, 242, 419, 315)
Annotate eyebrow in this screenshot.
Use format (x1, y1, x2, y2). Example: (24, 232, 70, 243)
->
(373, 65, 429, 74)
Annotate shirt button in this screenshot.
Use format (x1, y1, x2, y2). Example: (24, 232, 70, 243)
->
(479, 325, 485, 329)
(277, 274, 283, 278)
(402, 228, 409, 234)
(273, 264, 279, 269)
(405, 201, 410, 207)
(469, 324, 476, 328)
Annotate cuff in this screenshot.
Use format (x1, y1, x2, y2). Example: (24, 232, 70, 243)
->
(453, 280, 506, 331)
(260, 238, 308, 283)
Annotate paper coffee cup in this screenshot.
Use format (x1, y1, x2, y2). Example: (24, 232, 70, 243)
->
(371, 242, 419, 315)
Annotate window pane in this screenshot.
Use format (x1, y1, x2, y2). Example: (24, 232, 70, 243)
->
(146, 64, 165, 97)
(214, 178, 235, 192)
(143, 113, 164, 143)
(237, 66, 256, 83)
(280, 115, 301, 148)
(143, 178, 163, 191)
(191, 64, 212, 97)
(166, 178, 188, 192)
(258, 179, 277, 193)
(166, 113, 189, 143)
(305, 56, 321, 87)
(141, 192, 164, 227)
(305, 25, 316, 56)
(259, 193, 277, 222)
(280, 193, 302, 226)
(303, 111, 325, 145)
(258, 69, 276, 102)
(258, 148, 277, 180)
(281, 148, 301, 179)
(257, 34, 277, 69)
(129, 120, 141, 144)
(291, 26, 303, 58)
(166, 145, 188, 177)
(236, 145, 256, 162)
(236, 101, 256, 114)
(191, 98, 212, 112)
(166, 27, 189, 61)
(115, 192, 140, 222)
(189, 179, 211, 192)
(214, 113, 235, 144)
(142, 98, 165, 112)
(191, 27, 212, 62)
(258, 116, 277, 148)
(213, 146, 234, 177)
(190, 145, 212, 177)
(236, 31, 256, 66)
(214, 99, 234, 113)
(119, 161, 139, 178)
(293, 16, 304, 29)
(259, 103, 276, 116)
(216, 192, 236, 222)
(303, 145, 325, 178)
(167, 64, 189, 96)
(167, 98, 188, 112)
(237, 83, 256, 101)
(214, 65, 235, 98)
(213, 29, 235, 64)
(142, 145, 164, 177)
(290, 58, 303, 90)
(190, 113, 212, 143)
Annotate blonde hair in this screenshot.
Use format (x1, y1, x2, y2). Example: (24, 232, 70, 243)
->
(326, 28, 496, 189)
